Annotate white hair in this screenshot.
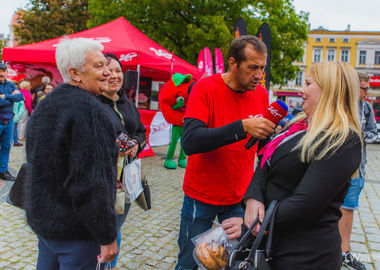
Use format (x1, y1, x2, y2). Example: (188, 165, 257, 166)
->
(55, 38, 104, 83)
(41, 76, 51, 84)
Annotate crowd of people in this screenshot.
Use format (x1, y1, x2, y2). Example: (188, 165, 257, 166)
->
(0, 35, 377, 270)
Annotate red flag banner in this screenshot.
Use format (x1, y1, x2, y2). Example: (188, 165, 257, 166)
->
(215, 48, 224, 74)
(197, 49, 205, 74)
(204, 47, 214, 76)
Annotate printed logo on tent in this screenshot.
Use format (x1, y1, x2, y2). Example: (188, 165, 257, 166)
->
(149, 48, 172, 59)
(6, 68, 17, 77)
(11, 63, 26, 72)
(52, 37, 112, 47)
(119, 53, 138, 62)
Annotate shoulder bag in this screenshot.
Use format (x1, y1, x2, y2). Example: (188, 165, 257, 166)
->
(122, 158, 151, 211)
(6, 163, 28, 210)
(226, 200, 280, 270)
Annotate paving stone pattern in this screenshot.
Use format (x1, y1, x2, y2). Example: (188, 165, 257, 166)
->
(0, 143, 379, 269)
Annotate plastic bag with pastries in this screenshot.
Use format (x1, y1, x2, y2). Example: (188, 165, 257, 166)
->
(192, 223, 238, 270)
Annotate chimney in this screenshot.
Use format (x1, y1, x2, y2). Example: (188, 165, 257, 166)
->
(347, 24, 351, 31)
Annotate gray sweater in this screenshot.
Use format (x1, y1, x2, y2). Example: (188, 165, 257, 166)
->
(359, 100, 378, 176)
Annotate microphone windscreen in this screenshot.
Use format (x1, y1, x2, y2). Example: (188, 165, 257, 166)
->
(264, 100, 289, 124)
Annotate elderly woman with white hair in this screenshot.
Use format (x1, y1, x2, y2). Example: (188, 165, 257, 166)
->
(25, 38, 119, 269)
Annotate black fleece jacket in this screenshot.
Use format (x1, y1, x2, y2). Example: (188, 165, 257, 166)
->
(25, 84, 119, 245)
(97, 89, 147, 152)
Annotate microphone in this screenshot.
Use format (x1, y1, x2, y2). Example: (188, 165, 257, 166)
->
(245, 100, 289, 150)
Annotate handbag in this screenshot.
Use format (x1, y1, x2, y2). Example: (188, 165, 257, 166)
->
(134, 167, 151, 211)
(227, 200, 280, 270)
(122, 158, 143, 203)
(6, 163, 28, 210)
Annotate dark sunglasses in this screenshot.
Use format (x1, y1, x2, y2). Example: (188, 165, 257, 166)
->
(360, 87, 370, 92)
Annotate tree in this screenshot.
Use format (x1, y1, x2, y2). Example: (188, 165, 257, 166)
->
(88, 0, 308, 85)
(13, 0, 92, 45)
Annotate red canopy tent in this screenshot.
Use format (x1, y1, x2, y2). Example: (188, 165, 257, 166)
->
(2, 17, 201, 82)
(3, 17, 200, 157)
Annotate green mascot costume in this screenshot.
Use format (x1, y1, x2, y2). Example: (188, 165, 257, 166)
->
(159, 73, 194, 169)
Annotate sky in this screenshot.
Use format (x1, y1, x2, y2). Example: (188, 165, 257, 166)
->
(0, 0, 380, 36)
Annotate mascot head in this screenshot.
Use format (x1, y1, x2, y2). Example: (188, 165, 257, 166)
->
(159, 73, 194, 126)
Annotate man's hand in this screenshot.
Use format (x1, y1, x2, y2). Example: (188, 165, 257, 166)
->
(222, 217, 243, 239)
(0, 94, 5, 99)
(99, 240, 118, 263)
(245, 198, 265, 235)
(12, 90, 20, 95)
(242, 117, 275, 140)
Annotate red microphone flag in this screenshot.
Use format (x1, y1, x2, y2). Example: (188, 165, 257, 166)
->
(264, 100, 288, 124)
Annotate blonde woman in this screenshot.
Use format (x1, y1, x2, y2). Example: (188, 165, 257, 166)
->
(223, 62, 363, 269)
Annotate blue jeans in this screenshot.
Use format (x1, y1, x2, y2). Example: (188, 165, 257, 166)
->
(37, 236, 105, 270)
(110, 203, 131, 268)
(175, 195, 244, 270)
(0, 120, 14, 173)
(342, 177, 365, 210)
(13, 122, 19, 144)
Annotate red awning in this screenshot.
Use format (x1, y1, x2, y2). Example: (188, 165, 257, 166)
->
(3, 17, 201, 81)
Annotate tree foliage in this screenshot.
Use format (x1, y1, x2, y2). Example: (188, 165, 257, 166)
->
(88, 0, 308, 85)
(13, 0, 92, 45)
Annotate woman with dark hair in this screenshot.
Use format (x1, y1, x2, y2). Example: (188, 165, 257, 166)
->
(37, 83, 54, 104)
(97, 53, 147, 270)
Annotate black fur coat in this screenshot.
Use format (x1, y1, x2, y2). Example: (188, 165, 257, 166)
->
(25, 84, 119, 245)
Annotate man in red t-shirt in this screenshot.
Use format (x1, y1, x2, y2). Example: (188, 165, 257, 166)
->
(175, 35, 275, 270)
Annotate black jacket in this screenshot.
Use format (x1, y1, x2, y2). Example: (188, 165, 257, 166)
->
(25, 84, 119, 245)
(97, 89, 147, 152)
(244, 131, 362, 270)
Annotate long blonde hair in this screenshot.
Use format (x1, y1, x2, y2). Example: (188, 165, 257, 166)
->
(290, 62, 362, 162)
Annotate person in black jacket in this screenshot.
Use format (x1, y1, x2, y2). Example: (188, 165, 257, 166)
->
(97, 53, 147, 270)
(25, 38, 118, 270)
(223, 61, 363, 270)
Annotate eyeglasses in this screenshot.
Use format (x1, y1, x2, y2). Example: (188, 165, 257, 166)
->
(360, 87, 370, 92)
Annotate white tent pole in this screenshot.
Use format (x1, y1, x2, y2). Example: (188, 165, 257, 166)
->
(135, 59, 140, 108)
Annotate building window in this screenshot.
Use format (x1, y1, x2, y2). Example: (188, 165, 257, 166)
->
(327, 49, 335, 61)
(375, 51, 380, 65)
(315, 38, 321, 42)
(341, 50, 349, 62)
(299, 53, 304, 62)
(295, 71, 303, 86)
(329, 38, 335, 42)
(343, 38, 349, 43)
(313, 49, 322, 62)
(359, 51, 366, 64)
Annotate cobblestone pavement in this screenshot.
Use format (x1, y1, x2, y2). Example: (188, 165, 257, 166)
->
(0, 143, 379, 269)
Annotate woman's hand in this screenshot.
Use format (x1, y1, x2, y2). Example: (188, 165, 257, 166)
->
(116, 138, 128, 157)
(124, 143, 139, 159)
(245, 198, 265, 235)
(222, 217, 243, 239)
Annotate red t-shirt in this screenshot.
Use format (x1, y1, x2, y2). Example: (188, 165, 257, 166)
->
(183, 74, 269, 205)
